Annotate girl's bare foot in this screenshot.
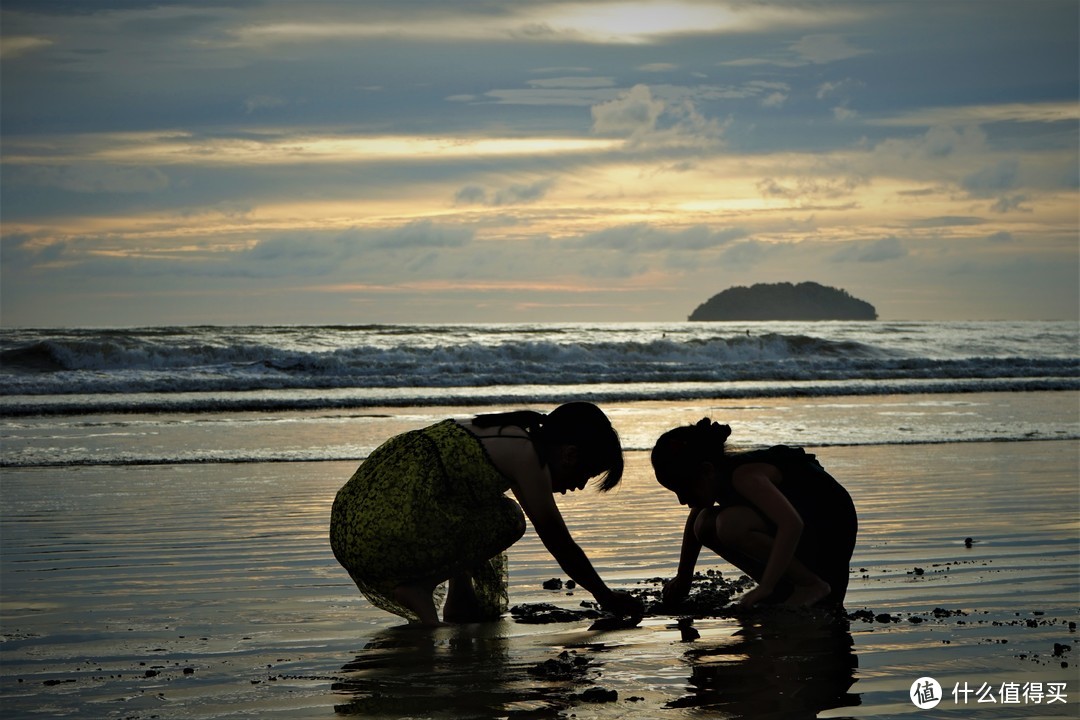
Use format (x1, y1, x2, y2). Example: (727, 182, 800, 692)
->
(785, 578, 831, 608)
(392, 582, 444, 626)
(443, 574, 485, 623)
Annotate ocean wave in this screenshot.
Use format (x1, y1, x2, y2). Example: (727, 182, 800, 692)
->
(1, 376, 1076, 417)
(2, 323, 1076, 413)
(2, 333, 1077, 396)
(1, 331, 884, 372)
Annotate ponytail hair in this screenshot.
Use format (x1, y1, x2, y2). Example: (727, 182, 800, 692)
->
(650, 417, 731, 490)
(473, 402, 624, 491)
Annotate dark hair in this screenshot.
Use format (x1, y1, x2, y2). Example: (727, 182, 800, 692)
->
(650, 417, 731, 490)
(473, 402, 624, 491)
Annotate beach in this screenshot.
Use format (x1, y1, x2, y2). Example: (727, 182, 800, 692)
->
(1, 394, 1077, 719)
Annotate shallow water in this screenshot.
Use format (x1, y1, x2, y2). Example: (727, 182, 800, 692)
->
(3, 391, 1077, 467)
(1, 399, 1077, 718)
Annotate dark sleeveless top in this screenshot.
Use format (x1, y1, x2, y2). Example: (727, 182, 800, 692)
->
(719, 445, 850, 527)
(719, 445, 858, 606)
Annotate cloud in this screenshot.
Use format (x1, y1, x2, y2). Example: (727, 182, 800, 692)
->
(0, 232, 68, 270)
(484, 79, 783, 111)
(963, 159, 1019, 195)
(590, 84, 725, 148)
(718, 239, 773, 267)
(832, 105, 857, 120)
(244, 95, 288, 114)
(527, 76, 615, 89)
(2, 0, 1075, 325)
(922, 125, 987, 159)
(16, 164, 171, 194)
(201, 2, 864, 49)
(143, 220, 473, 280)
(728, 30, 870, 67)
(830, 237, 907, 263)
(745, 80, 790, 108)
(0, 36, 54, 59)
(3, 131, 617, 168)
(454, 178, 556, 206)
(961, 160, 1035, 212)
(817, 79, 855, 100)
(853, 125, 993, 183)
(908, 216, 985, 228)
(371, 219, 474, 249)
(454, 185, 488, 205)
(757, 174, 864, 202)
(790, 34, 868, 64)
(573, 223, 747, 252)
(761, 92, 787, 108)
(990, 194, 1031, 214)
(869, 101, 1079, 128)
(591, 84, 667, 136)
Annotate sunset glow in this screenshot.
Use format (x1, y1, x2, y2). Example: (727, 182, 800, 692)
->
(1, 1, 1076, 325)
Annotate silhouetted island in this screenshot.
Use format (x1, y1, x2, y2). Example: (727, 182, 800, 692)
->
(689, 282, 877, 321)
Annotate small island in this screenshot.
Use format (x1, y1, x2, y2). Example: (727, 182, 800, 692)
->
(688, 282, 877, 321)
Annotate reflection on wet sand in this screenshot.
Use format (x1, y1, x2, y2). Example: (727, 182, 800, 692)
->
(333, 622, 605, 718)
(332, 610, 860, 719)
(667, 612, 860, 718)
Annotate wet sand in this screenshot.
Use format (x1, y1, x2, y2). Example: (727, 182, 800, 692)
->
(1, 411, 1077, 718)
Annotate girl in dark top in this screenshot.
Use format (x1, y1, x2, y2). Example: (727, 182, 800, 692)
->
(651, 418, 857, 610)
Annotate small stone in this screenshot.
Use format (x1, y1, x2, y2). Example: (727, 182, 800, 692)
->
(578, 687, 618, 703)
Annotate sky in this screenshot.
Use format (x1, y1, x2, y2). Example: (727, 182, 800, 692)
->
(1, 0, 1077, 326)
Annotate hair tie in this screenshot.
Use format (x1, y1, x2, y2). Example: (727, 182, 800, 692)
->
(694, 417, 730, 443)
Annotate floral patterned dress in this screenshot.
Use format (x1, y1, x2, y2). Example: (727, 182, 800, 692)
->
(329, 419, 527, 621)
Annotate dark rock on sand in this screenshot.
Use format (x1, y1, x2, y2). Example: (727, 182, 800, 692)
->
(575, 687, 618, 703)
(511, 571, 754, 627)
(511, 603, 601, 624)
(526, 650, 592, 681)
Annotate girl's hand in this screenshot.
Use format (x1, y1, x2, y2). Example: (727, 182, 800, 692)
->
(602, 590, 644, 620)
(662, 575, 692, 606)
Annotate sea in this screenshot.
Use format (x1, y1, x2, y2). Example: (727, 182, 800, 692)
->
(2, 322, 1078, 718)
(1, 320, 1077, 468)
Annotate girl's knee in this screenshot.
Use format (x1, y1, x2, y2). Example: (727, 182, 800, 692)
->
(694, 505, 769, 550)
(714, 505, 767, 546)
(692, 506, 723, 544)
